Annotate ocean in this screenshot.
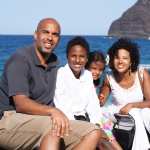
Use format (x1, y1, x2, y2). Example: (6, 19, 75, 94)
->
(0, 35, 150, 75)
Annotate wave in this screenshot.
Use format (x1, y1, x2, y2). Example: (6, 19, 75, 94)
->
(140, 64, 150, 69)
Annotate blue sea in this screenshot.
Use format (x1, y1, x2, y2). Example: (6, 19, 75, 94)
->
(0, 35, 150, 75)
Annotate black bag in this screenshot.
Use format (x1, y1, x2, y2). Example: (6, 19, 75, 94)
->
(74, 112, 90, 122)
(112, 113, 135, 150)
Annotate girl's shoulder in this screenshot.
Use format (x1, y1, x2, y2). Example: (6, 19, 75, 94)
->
(138, 67, 144, 79)
(139, 67, 150, 82)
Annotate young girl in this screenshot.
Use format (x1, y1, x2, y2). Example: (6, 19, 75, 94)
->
(86, 51, 122, 150)
(85, 51, 106, 94)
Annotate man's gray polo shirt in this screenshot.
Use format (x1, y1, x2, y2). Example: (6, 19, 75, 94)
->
(0, 45, 59, 117)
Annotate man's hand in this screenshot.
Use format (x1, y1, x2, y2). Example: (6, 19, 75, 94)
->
(50, 107, 71, 137)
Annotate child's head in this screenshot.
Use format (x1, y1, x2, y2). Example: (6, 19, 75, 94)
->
(66, 36, 89, 78)
(85, 51, 106, 80)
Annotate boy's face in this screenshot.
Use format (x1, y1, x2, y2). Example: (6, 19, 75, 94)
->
(67, 45, 88, 78)
(89, 61, 105, 80)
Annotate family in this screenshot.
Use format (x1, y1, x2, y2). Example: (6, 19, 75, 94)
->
(0, 17, 150, 150)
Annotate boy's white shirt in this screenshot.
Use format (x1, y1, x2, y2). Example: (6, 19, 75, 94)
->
(54, 63, 102, 124)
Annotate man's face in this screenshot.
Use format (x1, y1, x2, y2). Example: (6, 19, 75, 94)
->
(34, 19, 60, 55)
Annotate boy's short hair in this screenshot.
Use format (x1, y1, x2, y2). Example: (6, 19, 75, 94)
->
(66, 36, 89, 57)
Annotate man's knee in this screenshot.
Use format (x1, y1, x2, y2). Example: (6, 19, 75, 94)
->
(23, 115, 52, 149)
(85, 129, 101, 141)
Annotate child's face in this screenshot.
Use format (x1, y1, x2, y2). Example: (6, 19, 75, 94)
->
(68, 45, 88, 78)
(89, 61, 105, 80)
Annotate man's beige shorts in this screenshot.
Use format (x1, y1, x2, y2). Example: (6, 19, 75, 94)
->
(0, 111, 99, 150)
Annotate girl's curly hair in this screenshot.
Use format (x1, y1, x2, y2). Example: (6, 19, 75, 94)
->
(108, 38, 140, 72)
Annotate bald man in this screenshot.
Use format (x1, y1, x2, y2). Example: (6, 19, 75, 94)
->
(0, 18, 103, 150)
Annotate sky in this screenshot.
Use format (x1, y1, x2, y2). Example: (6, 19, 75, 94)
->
(0, 0, 137, 35)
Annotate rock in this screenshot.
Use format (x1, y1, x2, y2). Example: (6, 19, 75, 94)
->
(108, 0, 150, 39)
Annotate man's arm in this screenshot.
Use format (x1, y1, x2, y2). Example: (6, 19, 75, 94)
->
(13, 95, 52, 115)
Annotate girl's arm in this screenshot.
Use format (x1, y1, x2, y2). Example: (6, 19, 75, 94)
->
(142, 69, 150, 101)
(120, 69, 150, 114)
(98, 77, 111, 106)
(130, 69, 150, 108)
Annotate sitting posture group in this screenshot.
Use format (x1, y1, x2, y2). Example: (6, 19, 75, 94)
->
(0, 17, 150, 150)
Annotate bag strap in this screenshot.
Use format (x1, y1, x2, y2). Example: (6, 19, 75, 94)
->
(113, 114, 135, 128)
